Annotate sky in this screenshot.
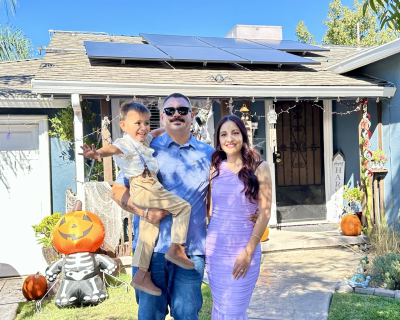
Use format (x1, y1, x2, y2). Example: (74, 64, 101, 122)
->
(0, 0, 356, 56)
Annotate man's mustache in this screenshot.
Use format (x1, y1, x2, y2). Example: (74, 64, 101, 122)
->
(170, 118, 185, 123)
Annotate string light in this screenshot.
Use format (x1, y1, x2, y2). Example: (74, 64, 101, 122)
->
(337, 97, 340, 102)
(376, 97, 380, 103)
(229, 97, 233, 104)
(251, 97, 255, 103)
(106, 95, 110, 102)
(295, 97, 299, 103)
(274, 97, 277, 103)
(314, 97, 319, 103)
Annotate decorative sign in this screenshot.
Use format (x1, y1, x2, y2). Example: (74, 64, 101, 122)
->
(267, 106, 277, 124)
(327, 152, 346, 223)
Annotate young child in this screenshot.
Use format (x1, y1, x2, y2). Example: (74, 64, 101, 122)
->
(80, 102, 193, 296)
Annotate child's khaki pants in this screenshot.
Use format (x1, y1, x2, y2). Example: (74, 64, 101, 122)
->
(129, 173, 191, 269)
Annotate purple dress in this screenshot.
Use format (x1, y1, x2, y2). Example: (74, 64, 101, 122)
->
(206, 161, 261, 319)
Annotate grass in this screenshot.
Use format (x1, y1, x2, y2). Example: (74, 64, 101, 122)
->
(16, 274, 212, 320)
(328, 292, 400, 320)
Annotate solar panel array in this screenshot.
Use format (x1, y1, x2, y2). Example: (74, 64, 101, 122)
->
(84, 33, 328, 65)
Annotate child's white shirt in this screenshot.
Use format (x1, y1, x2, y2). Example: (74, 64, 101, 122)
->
(112, 133, 159, 179)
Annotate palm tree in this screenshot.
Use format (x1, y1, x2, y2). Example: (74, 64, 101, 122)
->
(0, 0, 17, 15)
(0, 24, 35, 61)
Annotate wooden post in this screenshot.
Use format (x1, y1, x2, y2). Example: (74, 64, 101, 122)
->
(358, 111, 367, 226)
(377, 101, 383, 150)
(373, 177, 379, 226)
(379, 179, 386, 219)
(100, 99, 113, 182)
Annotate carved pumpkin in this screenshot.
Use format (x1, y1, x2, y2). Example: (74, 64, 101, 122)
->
(341, 215, 361, 236)
(53, 211, 105, 255)
(22, 273, 47, 300)
(260, 226, 269, 242)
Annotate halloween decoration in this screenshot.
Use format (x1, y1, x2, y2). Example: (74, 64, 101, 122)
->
(22, 273, 47, 300)
(45, 210, 117, 307)
(348, 256, 371, 288)
(340, 214, 362, 236)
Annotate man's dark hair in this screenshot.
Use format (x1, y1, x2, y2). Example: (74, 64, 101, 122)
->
(120, 101, 150, 121)
(163, 93, 191, 108)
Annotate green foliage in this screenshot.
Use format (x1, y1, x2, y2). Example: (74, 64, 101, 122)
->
(31, 213, 61, 248)
(372, 252, 400, 289)
(364, 0, 400, 30)
(323, 0, 398, 46)
(0, 24, 36, 61)
(49, 100, 96, 142)
(372, 149, 388, 163)
(329, 292, 400, 319)
(298, 0, 399, 46)
(0, 0, 17, 15)
(295, 21, 316, 44)
(343, 185, 362, 204)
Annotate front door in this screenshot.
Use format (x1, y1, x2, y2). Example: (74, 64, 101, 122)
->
(275, 101, 325, 222)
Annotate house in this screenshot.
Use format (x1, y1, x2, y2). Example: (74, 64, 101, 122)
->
(0, 25, 396, 277)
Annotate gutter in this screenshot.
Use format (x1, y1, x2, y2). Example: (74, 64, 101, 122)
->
(31, 79, 396, 98)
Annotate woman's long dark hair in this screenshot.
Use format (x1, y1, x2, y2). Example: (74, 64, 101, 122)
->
(211, 115, 262, 203)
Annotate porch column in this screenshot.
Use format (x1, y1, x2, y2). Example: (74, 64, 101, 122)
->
(71, 93, 85, 209)
(264, 99, 277, 226)
(323, 100, 334, 220)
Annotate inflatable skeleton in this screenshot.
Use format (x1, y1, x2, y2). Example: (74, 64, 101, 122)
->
(45, 210, 117, 307)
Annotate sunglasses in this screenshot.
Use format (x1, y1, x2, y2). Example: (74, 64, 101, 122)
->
(163, 107, 191, 116)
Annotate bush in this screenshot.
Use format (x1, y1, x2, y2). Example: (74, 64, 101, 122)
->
(372, 253, 400, 290)
(32, 213, 62, 248)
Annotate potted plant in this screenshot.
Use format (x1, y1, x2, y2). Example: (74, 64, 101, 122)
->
(371, 149, 388, 169)
(341, 185, 362, 236)
(32, 212, 62, 264)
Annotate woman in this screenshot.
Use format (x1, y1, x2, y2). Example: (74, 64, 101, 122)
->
(206, 115, 272, 319)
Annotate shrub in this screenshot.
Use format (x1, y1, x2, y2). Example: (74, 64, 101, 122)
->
(372, 253, 400, 290)
(32, 213, 62, 248)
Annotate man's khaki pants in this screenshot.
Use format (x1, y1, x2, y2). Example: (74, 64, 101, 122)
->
(129, 174, 191, 269)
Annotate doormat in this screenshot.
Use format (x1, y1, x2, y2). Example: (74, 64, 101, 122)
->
(281, 224, 339, 232)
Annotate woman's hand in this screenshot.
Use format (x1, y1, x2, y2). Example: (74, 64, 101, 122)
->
(232, 250, 252, 280)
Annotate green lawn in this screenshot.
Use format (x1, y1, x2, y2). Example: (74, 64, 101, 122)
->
(329, 292, 400, 320)
(16, 274, 212, 320)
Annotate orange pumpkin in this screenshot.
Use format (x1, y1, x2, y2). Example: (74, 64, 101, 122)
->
(341, 215, 361, 236)
(260, 226, 269, 242)
(22, 273, 47, 300)
(53, 211, 105, 255)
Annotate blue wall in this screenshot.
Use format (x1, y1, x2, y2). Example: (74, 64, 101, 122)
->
(359, 54, 400, 228)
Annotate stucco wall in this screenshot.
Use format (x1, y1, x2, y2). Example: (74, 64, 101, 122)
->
(359, 55, 400, 228)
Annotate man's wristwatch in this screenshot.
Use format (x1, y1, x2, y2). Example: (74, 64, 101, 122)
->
(143, 208, 149, 218)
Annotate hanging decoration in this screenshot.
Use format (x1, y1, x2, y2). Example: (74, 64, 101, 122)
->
(361, 101, 373, 177)
(267, 105, 278, 153)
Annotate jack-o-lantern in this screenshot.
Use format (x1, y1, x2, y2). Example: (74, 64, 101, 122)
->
(53, 211, 105, 255)
(22, 273, 47, 300)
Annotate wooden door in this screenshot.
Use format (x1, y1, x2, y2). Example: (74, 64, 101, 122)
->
(275, 101, 325, 222)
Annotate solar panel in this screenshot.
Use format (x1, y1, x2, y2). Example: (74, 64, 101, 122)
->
(156, 45, 247, 62)
(140, 33, 211, 47)
(249, 39, 329, 52)
(222, 48, 320, 64)
(84, 41, 170, 60)
(196, 36, 266, 49)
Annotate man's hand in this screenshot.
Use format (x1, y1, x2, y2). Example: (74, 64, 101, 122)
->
(79, 143, 101, 162)
(249, 208, 260, 227)
(143, 208, 169, 224)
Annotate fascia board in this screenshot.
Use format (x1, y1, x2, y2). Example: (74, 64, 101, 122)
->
(327, 38, 400, 74)
(0, 97, 69, 108)
(31, 79, 396, 98)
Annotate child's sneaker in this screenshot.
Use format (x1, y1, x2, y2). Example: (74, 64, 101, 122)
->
(130, 270, 162, 296)
(165, 244, 195, 270)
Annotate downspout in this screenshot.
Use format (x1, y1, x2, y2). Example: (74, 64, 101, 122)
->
(71, 93, 85, 209)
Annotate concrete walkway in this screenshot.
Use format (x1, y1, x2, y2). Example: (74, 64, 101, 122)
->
(0, 278, 25, 320)
(248, 247, 364, 320)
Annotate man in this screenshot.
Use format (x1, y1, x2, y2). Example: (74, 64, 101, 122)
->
(112, 93, 213, 319)
(111, 93, 258, 319)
